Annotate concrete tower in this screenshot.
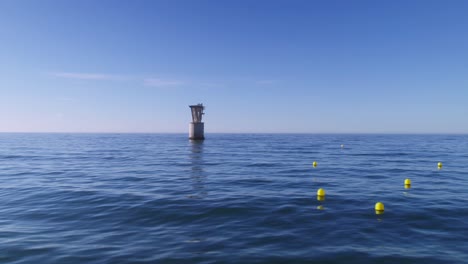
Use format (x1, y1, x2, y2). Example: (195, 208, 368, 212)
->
(189, 103, 205, 140)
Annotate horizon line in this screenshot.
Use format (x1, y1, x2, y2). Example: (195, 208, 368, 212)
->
(0, 132, 467, 135)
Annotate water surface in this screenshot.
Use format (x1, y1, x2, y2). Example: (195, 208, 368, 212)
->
(0, 133, 467, 263)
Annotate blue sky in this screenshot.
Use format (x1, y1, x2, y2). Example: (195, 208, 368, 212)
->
(1, 0, 467, 133)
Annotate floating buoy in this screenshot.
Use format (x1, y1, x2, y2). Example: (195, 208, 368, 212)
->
(404, 178, 411, 189)
(317, 188, 325, 196)
(437, 162, 442, 169)
(375, 202, 384, 214)
(404, 178, 411, 185)
(313, 161, 317, 167)
(317, 195, 325, 201)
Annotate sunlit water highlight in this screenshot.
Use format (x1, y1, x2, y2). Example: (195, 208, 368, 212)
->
(0, 133, 467, 263)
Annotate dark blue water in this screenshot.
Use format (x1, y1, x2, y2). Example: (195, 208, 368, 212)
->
(0, 133, 467, 263)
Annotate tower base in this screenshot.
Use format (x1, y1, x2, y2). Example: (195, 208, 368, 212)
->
(189, 122, 205, 140)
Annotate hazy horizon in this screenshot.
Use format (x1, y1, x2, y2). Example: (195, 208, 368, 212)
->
(1, 131, 467, 135)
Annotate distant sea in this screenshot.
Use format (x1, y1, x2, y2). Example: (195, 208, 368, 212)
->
(0, 133, 467, 263)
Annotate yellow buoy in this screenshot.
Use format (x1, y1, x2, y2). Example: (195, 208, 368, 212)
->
(313, 161, 317, 167)
(404, 179, 411, 185)
(437, 162, 442, 168)
(404, 184, 411, 189)
(375, 202, 384, 212)
(317, 188, 325, 196)
(317, 195, 325, 201)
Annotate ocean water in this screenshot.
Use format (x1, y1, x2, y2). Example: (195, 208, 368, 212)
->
(0, 133, 467, 263)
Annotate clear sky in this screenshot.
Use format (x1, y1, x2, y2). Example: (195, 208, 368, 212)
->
(1, 0, 467, 133)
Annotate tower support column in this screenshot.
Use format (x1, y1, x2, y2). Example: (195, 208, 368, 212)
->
(189, 122, 204, 140)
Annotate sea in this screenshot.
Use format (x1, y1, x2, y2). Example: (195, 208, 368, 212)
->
(0, 133, 467, 263)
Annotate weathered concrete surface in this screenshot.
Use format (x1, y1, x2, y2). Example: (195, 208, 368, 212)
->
(189, 122, 204, 140)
